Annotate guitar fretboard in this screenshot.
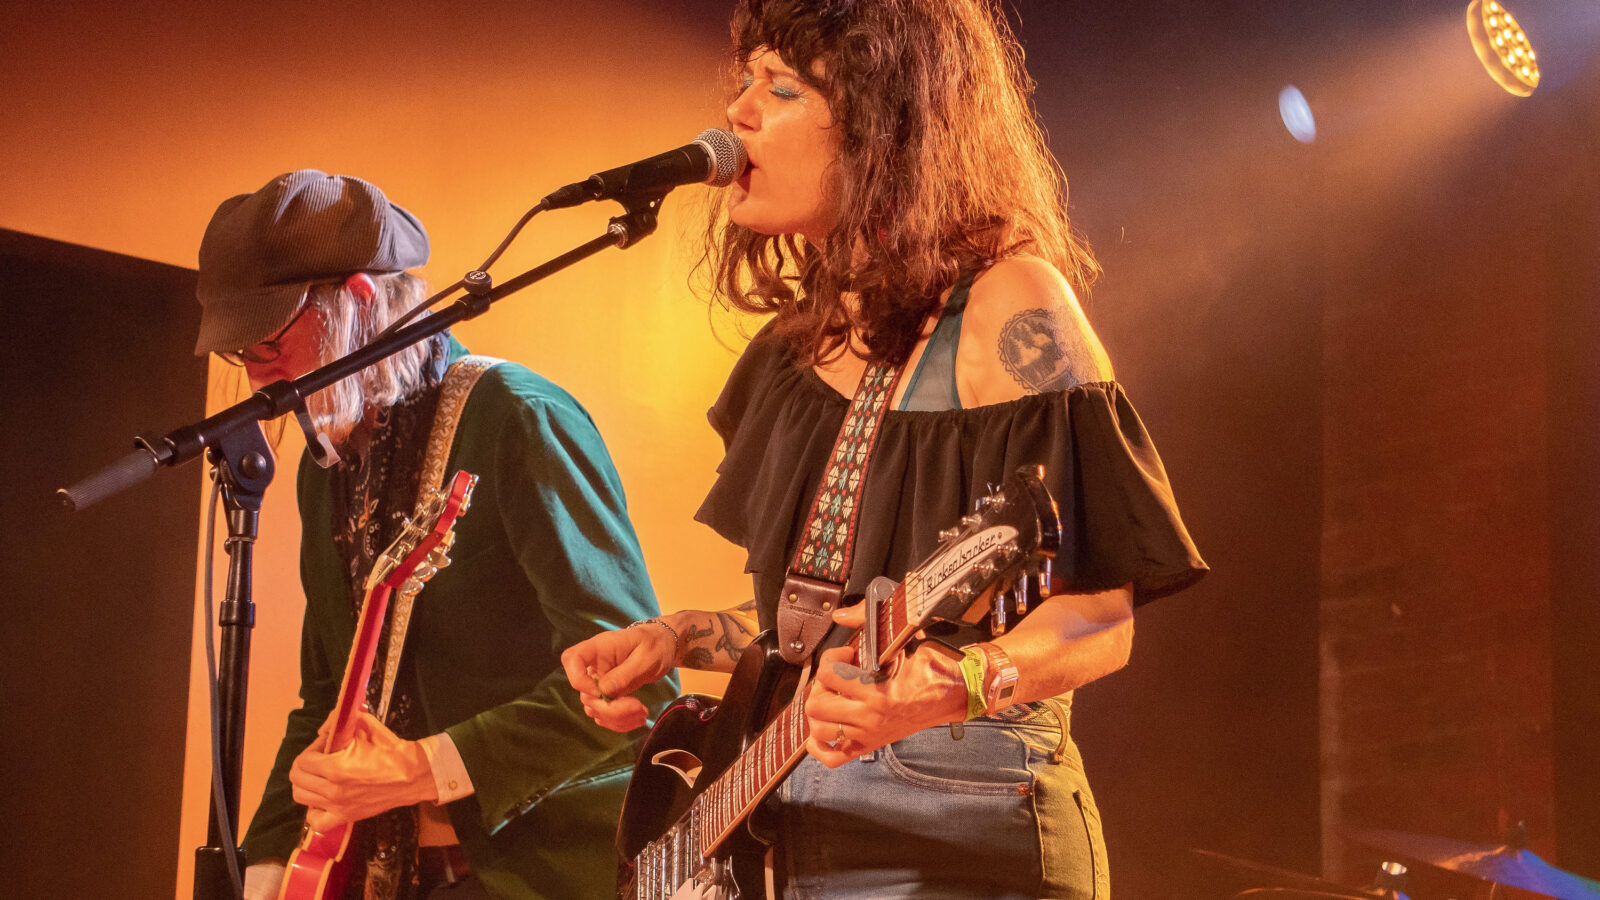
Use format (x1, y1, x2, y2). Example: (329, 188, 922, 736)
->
(691, 586, 911, 855)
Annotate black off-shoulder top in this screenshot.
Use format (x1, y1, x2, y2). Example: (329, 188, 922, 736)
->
(695, 324, 1208, 632)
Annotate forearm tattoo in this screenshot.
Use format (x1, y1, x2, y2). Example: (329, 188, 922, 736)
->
(681, 623, 716, 670)
(677, 600, 760, 671)
(997, 308, 1095, 393)
(714, 611, 756, 663)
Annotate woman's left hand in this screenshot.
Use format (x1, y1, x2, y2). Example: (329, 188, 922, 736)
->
(802, 604, 968, 768)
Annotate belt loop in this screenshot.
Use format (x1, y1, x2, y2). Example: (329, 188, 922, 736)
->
(1041, 698, 1069, 764)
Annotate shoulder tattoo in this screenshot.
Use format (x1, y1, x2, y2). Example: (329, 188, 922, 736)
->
(997, 307, 1094, 394)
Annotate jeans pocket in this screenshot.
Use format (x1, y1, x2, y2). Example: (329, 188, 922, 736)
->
(778, 733, 1048, 898)
(1071, 789, 1109, 899)
(878, 722, 1033, 796)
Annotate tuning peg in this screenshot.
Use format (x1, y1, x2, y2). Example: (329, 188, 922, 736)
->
(974, 559, 997, 579)
(431, 535, 455, 563)
(990, 595, 1009, 636)
(1034, 560, 1053, 598)
(992, 542, 1018, 564)
(950, 583, 975, 603)
(1013, 579, 1030, 616)
(960, 513, 982, 528)
(973, 492, 1005, 514)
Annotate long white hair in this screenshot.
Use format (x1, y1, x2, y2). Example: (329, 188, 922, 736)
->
(306, 272, 444, 446)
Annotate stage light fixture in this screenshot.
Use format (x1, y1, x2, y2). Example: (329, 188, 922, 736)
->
(1467, 0, 1541, 96)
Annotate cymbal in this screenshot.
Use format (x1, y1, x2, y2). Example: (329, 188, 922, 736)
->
(1188, 849, 1377, 896)
(1347, 827, 1600, 900)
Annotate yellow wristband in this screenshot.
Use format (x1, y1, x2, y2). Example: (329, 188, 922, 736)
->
(975, 642, 1020, 716)
(957, 646, 990, 721)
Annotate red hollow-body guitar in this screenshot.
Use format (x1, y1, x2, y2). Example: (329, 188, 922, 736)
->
(615, 465, 1062, 900)
(277, 469, 478, 900)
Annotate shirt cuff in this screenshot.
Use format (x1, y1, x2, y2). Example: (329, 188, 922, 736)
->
(244, 861, 285, 900)
(421, 732, 475, 804)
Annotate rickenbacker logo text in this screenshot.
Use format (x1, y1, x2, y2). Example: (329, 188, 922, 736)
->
(916, 525, 1020, 607)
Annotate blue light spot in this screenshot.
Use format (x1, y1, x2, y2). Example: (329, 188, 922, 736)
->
(1279, 85, 1317, 143)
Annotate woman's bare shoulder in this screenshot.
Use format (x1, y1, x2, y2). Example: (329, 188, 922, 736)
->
(957, 255, 1114, 405)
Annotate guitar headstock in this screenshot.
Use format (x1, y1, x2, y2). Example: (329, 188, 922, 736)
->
(399, 531, 458, 597)
(367, 470, 478, 593)
(902, 465, 1061, 641)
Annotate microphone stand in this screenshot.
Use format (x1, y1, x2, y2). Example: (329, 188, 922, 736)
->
(56, 196, 665, 899)
(194, 422, 273, 900)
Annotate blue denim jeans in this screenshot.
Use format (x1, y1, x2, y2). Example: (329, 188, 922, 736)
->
(775, 703, 1110, 899)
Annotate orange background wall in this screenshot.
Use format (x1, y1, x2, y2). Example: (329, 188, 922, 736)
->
(9, 3, 1598, 897)
(0, 4, 746, 896)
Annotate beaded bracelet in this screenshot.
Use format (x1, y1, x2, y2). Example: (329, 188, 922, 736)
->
(629, 617, 680, 659)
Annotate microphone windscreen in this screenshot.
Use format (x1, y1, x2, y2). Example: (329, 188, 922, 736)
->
(695, 129, 748, 187)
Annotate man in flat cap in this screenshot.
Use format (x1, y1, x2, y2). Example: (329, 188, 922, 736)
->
(196, 170, 675, 900)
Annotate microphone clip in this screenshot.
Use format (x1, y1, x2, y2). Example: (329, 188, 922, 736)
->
(608, 193, 665, 249)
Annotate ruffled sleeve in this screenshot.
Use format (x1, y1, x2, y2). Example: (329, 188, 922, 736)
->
(695, 327, 1206, 623)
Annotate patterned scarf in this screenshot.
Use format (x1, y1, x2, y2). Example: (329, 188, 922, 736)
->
(327, 349, 446, 900)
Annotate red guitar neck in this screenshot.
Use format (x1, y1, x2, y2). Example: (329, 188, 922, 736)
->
(325, 583, 394, 752)
(277, 470, 477, 900)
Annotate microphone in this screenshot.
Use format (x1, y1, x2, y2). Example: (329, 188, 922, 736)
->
(540, 128, 747, 210)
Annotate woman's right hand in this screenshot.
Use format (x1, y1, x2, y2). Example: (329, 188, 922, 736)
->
(561, 621, 678, 732)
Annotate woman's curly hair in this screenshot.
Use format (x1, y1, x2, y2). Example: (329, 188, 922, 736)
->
(705, 0, 1098, 366)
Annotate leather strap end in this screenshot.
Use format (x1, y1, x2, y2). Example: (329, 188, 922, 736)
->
(776, 573, 844, 664)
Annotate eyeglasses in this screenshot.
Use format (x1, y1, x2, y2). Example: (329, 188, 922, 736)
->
(218, 301, 314, 367)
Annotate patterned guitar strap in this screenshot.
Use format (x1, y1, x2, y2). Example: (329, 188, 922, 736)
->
(356, 354, 502, 900)
(776, 357, 903, 665)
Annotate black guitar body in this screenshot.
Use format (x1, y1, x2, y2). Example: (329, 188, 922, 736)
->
(613, 467, 1063, 900)
(616, 631, 800, 899)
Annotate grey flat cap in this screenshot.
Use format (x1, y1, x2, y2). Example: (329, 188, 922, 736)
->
(194, 169, 429, 354)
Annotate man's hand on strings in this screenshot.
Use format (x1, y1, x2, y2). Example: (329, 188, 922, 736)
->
(289, 710, 435, 830)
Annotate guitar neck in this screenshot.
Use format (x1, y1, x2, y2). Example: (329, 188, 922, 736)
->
(691, 585, 915, 856)
(325, 583, 393, 753)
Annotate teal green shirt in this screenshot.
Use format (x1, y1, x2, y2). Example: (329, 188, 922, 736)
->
(242, 346, 675, 899)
